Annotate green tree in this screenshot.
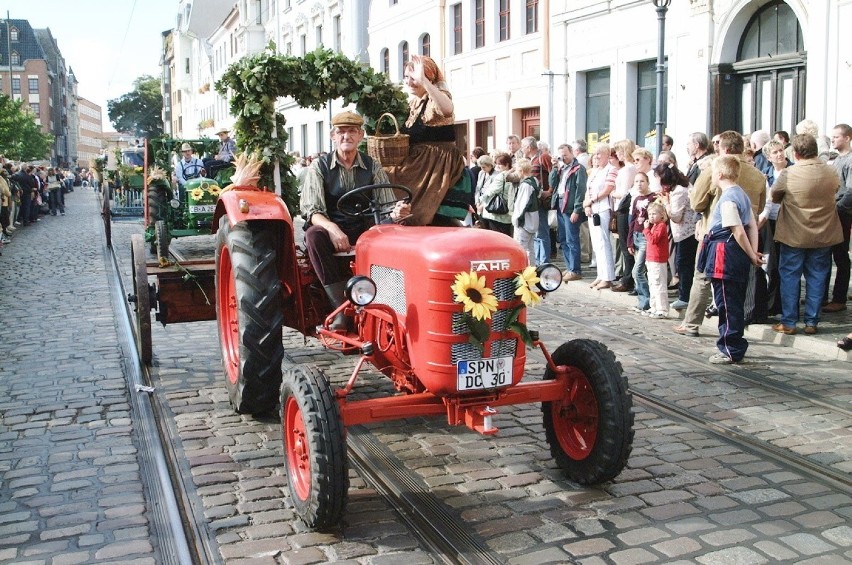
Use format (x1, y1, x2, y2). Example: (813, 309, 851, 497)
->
(0, 93, 53, 161)
(107, 75, 164, 138)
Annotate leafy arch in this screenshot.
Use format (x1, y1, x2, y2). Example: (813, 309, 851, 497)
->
(216, 46, 408, 214)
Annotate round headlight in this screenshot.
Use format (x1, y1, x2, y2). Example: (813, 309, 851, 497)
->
(170, 198, 181, 208)
(536, 263, 562, 292)
(345, 276, 377, 306)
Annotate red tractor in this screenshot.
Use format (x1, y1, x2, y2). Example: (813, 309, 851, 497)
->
(212, 183, 633, 530)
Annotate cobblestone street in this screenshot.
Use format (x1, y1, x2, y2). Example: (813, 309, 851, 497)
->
(1, 190, 850, 564)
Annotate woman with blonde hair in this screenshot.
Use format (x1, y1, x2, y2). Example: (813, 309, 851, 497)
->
(383, 55, 469, 226)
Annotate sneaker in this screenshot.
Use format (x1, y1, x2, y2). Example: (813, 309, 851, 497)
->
(709, 352, 738, 364)
(60, 212, 65, 216)
(1, 237, 10, 244)
(650, 311, 669, 319)
(14, 221, 21, 226)
(670, 299, 688, 310)
(631, 306, 649, 314)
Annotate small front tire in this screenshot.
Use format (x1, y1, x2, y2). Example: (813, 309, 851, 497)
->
(280, 364, 348, 530)
(543, 339, 634, 484)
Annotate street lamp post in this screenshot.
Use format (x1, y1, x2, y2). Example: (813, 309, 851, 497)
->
(652, 0, 671, 156)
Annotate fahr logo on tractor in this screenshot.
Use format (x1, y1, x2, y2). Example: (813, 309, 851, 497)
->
(206, 180, 635, 530)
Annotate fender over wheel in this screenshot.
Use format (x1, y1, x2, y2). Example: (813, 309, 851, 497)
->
(130, 234, 153, 365)
(542, 339, 634, 484)
(280, 363, 348, 530)
(215, 217, 285, 414)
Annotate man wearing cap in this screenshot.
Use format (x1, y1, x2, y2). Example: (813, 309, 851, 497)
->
(175, 143, 205, 201)
(301, 110, 412, 329)
(203, 128, 237, 179)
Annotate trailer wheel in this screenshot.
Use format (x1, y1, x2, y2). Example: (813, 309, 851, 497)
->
(130, 234, 153, 365)
(215, 217, 284, 414)
(543, 339, 633, 484)
(280, 363, 347, 530)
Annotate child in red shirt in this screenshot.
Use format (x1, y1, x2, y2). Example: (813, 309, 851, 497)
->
(644, 202, 670, 318)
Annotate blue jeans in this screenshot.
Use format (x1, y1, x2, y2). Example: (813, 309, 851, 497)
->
(778, 244, 831, 327)
(557, 208, 582, 274)
(533, 207, 551, 265)
(631, 232, 649, 310)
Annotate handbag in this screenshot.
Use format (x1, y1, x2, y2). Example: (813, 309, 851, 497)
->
(485, 193, 508, 215)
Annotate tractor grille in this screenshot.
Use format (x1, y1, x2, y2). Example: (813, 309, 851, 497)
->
(450, 276, 518, 363)
(371, 265, 406, 314)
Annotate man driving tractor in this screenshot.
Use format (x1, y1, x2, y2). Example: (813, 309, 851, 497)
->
(299, 111, 411, 329)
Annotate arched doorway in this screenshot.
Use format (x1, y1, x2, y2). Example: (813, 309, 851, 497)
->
(711, 1, 805, 135)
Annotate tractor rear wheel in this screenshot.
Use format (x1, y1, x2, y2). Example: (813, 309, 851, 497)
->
(215, 217, 284, 414)
(155, 220, 170, 264)
(280, 363, 347, 530)
(542, 339, 633, 484)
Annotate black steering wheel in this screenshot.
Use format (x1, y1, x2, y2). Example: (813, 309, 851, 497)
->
(337, 183, 413, 225)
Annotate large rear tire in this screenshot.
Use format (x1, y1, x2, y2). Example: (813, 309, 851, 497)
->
(147, 184, 168, 224)
(280, 363, 348, 530)
(543, 339, 633, 484)
(215, 217, 285, 414)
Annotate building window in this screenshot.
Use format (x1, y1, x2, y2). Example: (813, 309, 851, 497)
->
(316, 120, 325, 153)
(300, 33, 307, 55)
(11, 77, 20, 94)
(420, 33, 430, 57)
(30, 103, 39, 115)
(475, 0, 485, 48)
(11, 51, 19, 66)
(28, 78, 39, 92)
(316, 24, 323, 47)
(475, 118, 494, 152)
(381, 48, 389, 75)
(585, 68, 611, 146)
(525, 0, 538, 34)
(285, 41, 292, 55)
(401, 41, 409, 68)
(185, 58, 190, 74)
(333, 15, 341, 51)
(300, 124, 308, 157)
(9, 27, 18, 42)
(286, 126, 294, 152)
(452, 3, 463, 55)
(635, 59, 666, 146)
(738, 0, 803, 60)
(498, 0, 510, 42)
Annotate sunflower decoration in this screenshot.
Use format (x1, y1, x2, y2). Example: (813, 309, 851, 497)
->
(190, 187, 205, 201)
(208, 184, 222, 197)
(506, 266, 542, 347)
(451, 270, 498, 353)
(452, 271, 498, 321)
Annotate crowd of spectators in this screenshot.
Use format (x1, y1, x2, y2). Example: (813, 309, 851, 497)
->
(0, 155, 94, 256)
(456, 120, 851, 359)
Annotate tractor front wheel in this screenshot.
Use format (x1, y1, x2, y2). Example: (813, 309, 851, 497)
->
(215, 217, 285, 414)
(543, 339, 633, 484)
(155, 220, 170, 264)
(280, 363, 348, 530)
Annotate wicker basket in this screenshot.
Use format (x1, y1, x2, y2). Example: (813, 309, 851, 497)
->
(367, 113, 409, 166)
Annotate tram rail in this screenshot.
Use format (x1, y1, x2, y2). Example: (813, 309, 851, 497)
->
(529, 306, 852, 493)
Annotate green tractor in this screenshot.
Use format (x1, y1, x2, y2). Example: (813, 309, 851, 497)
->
(144, 138, 235, 264)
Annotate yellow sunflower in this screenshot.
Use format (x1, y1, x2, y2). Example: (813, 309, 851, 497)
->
(208, 185, 222, 197)
(190, 187, 204, 201)
(515, 266, 542, 306)
(451, 271, 498, 321)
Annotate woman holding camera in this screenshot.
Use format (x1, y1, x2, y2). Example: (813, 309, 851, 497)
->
(583, 144, 618, 289)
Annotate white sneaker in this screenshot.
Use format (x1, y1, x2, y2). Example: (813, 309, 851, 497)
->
(650, 311, 668, 319)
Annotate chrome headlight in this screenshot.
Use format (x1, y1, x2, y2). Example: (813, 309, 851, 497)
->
(345, 276, 377, 306)
(170, 199, 181, 208)
(536, 263, 562, 292)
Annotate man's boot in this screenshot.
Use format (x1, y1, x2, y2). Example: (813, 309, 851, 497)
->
(323, 282, 348, 331)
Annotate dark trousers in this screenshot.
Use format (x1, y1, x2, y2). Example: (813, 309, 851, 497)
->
(765, 220, 782, 315)
(18, 192, 31, 225)
(712, 277, 748, 361)
(826, 211, 851, 304)
(305, 224, 356, 286)
(616, 211, 634, 288)
(482, 218, 513, 237)
(49, 189, 64, 214)
(676, 236, 698, 303)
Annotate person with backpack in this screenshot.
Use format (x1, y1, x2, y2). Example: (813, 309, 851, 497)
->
(512, 158, 540, 266)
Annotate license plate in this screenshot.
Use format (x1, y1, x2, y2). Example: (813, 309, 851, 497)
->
(456, 356, 513, 391)
(189, 204, 215, 214)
